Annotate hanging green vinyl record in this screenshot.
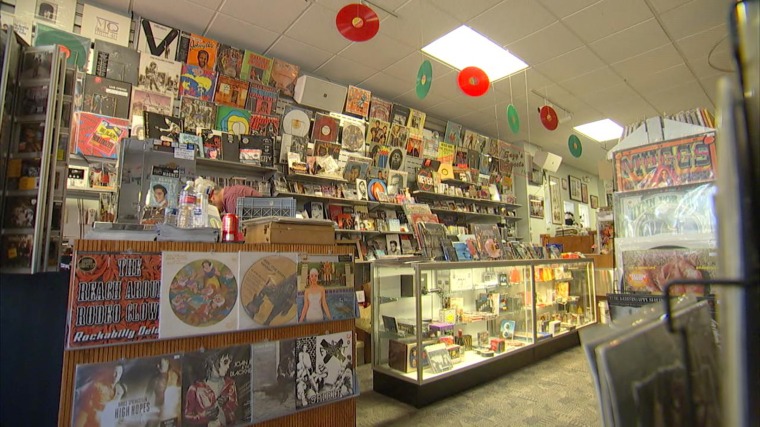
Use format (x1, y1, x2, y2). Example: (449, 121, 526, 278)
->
(568, 134, 583, 158)
(507, 104, 520, 134)
(416, 60, 433, 99)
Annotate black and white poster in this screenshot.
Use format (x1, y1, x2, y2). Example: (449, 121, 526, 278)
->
(295, 331, 354, 409)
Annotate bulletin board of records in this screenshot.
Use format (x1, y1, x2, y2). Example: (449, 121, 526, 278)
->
(59, 240, 358, 427)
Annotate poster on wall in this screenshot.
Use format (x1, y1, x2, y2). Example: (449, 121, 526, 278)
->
(529, 195, 544, 219)
(238, 252, 298, 330)
(159, 251, 239, 339)
(295, 330, 355, 409)
(66, 252, 162, 348)
(549, 176, 562, 225)
(621, 248, 716, 296)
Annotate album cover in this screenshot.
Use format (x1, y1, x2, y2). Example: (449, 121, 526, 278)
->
(71, 354, 183, 426)
(280, 134, 308, 164)
(19, 49, 52, 80)
(281, 105, 312, 137)
(34, 24, 90, 70)
(344, 85, 371, 118)
(15, 0, 77, 32)
(295, 331, 354, 409)
(246, 82, 279, 115)
(137, 52, 181, 97)
(386, 169, 407, 196)
(470, 223, 503, 260)
(72, 112, 129, 159)
(443, 121, 463, 147)
(313, 140, 341, 162)
(390, 104, 410, 126)
(17, 85, 48, 118)
(405, 132, 423, 158)
(341, 122, 366, 153)
(178, 63, 217, 101)
(130, 88, 173, 118)
(239, 135, 274, 167)
(467, 149, 480, 170)
(179, 97, 215, 134)
(621, 248, 715, 295)
(311, 113, 339, 143)
(81, 74, 131, 119)
(3, 196, 36, 229)
(252, 340, 296, 423)
(178, 32, 219, 70)
(342, 156, 371, 182)
(387, 147, 405, 171)
(296, 260, 353, 292)
(215, 75, 249, 108)
(407, 108, 426, 133)
(418, 222, 449, 261)
(365, 118, 389, 147)
(368, 97, 392, 122)
(216, 105, 251, 135)
(202, 133, 222, 159)
(136, 18, 179, 58)
(425, 343, 453, 373)
(146, 166, 180, 209)
(240, 50, 274, 85)
(217, 132, 239, 162)
(388, 123, 410, 149)
(249, 113, 280, 137)
(215, 43, 244, 78)
(270, 58, 299, 97)
(368, 144, 390, 169)
(182, 344, 252, 426)
(91, 39, 139, 85)
(144, 111, 183, 142)
(237, 252, 298, 330)
(159, 251, 239, 339)
(80, 3, 131, 46)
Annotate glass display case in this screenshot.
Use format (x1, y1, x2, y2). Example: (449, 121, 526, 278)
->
(372, 258, 596, 406)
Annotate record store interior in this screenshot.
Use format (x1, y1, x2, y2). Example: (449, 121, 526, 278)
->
(0, 0, 757, 426)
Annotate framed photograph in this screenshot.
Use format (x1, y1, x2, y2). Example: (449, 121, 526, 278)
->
(568, 175, 582, 202)
(562, 178, 568, 190)
(549, 176, 562, 225)
(581, 182, 589, 204)
(590, 194, 599, 209)
(529, 195, 544, 219)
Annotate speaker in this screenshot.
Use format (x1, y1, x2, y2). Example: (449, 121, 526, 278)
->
(533, 150, 562, 172)
(294, 75, 348, 113)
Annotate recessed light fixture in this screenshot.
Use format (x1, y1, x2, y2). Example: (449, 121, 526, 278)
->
(421, 25, 528, 82)
(574, 119, 623, 142)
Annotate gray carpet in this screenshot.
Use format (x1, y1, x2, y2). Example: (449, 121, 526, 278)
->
(356, 346, 599, 427)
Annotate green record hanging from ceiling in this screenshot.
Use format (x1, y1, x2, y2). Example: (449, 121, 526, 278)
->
(416, 60, 432, 99)
(507, 104, 520, 134)
(568, 134, 583, 158)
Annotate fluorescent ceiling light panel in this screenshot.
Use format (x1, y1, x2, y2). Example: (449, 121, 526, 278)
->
(421, 26, 528, 81)
(574, 119, 623, 142)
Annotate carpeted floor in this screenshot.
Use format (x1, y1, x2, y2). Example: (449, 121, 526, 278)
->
(356, 346, 599, 427)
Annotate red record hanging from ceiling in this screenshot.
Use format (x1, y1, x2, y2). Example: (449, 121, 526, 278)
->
(539, 105, 559, 131)
(457, 66, 490, 97)
(336, 3, 380, 42)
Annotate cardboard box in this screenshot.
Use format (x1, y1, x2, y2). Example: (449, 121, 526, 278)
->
(388, 338, 436, 373)
(244, 218, 335, 244)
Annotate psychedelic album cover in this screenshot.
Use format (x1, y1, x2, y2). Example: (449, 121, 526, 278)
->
(182, 344, 252, 426)
(144, 111, 182, 142)
(72, 112, 129, 159)
(92, 39, 140, 85)
(366, 118, 390, 146)
(614, 133, 717, 193)
(368, 96, 392, 122)
(216, 43, 244, 78)
(71, 354, 183, 426)
(390, 104, 410, 126)
(246, 82, 278, 115)
(341, 122, 366, 153)
(444, 121, 463, 147)
(295, 331, 354, 409)
(216, 105, 251, 136)
(249, 113, 280, 137)
(252, 340, 296, 423)
(296, 288, 357, 324)
(137, 52, 181, 97)
(179, 32, 218, 71)
(311, 113, 339, 143)
(178, 63, 217, 101)
(407, 108, 426, 133)
(135, 18, 179, 58)
(214, 75, 249, 108)
(66, 252, 161, 348)
(344, 85, 371, 118)
(82, 74, 131, 119)
(159, 251, 239, 339)
(180, 97, 216, 134)
(0, 234, 34, 269)
(34, 24, 90, 70)
(270, 58, 299, 97)
(621, 248, 716, 296)
(240, 50, 273, 85)
(238, 252, 298, 330)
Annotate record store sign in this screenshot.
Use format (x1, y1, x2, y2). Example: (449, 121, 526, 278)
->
(67, 252, 162, 348)
(614, 132, 717, 192)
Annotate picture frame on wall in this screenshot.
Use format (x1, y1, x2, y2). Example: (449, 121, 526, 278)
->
(568, 175, 582, 202)
(581, 182, 589, 204)
(529, 195, 544, 219)
(590, 195, 599, 209)
(562, 178, 567, 190)
(549, 176, 562, 225)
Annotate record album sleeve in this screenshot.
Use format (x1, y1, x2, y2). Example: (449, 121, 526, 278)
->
(34, 24, 90, 70)
(295, 331, 354, 409)
(82, 74, 131, 119)
(180, 97, 216, 134)
(240, 50, 274, 85)
(216, 43, 244, 78)
(219, 132, 240, 163)
(368, 96, 392, 122)
(341, 122, 366, 153)
(407, 108, 426, 133)
(92, 39, 140, 85)
(136, 18, 179, 58)
(72, 112, 129, 159)
(270, 58, 299, 97)
(390, 104, 410, 127)
(366, 118, 390, 146)
(311, 113, 339, 143)
(178, 63, 217, 102)
(246, 82, 279, 115)
(252, 340, 297, 423)
(238, 252, 299, 330)
(344, 85, 371, 118)
(249, 113, 280, 137)
(137, 52, 181, 97)
(216, 105, 251, 136)
(280, 105, 312, 137)
(214, 75, 249, 108)
(144, 111, 183, 142)
(179, 32, 218, 70)
(80, 3, 131, 46)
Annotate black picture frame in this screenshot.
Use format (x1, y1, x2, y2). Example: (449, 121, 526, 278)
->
(568, 175, 582, 202)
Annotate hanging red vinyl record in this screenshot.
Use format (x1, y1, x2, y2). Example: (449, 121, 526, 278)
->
(539, 105, 559, 130)
(457, 66, 489, 97)
(336, 3, 380, 42)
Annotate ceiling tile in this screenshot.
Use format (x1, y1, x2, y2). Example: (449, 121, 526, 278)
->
(285, 3, 352, 54)
(687, 57, 732, 80)
(133, 0, 215, 34)
(187, 0, 223, 9)
(699, 74, 723, 105)
(427, 99, 474, 121)
(579, 83, 640, 108)
(430, 0, 502, 23)
(537, 0, 601, 19)
(627, 63, 695, 94)
(559, 67, 624, 97)
(425, 69, 464, 100)
(532, 46, 606, 82)
(316, 0, 408, 16)
(381, 2, 461, 48)
(675, 23, 731, 65)
(492, 68, 553, 97)
(611, 43, 683, 81)
(469, 0, 558, 46)
(506, 22, 584, 66)
(645, 80, 713, 114)
(207, 14, 280, 53)
(220, 0, 310, 33)
(562, 0, 653, 43)
(338, 33, 417, 72)
(393, 87, 450, 112)
(659, 0, 728, 40)
(590, 19, 670, 64)
(647, 0, 691, 14)
(316, 56, 380, 86)
(383, 51, 455, 85)
(356, 72, 411, 100)
(266, 36, 333, 73)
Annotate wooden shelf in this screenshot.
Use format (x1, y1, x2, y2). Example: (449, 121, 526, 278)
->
(276, 191, 368, 206)
(413, 190, 521, 209)
(196, 157, 277, 174)
(287, 172, 347, 183)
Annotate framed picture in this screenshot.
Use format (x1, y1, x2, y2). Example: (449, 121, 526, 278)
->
(549, 176, 562, 225)
(529, 195, 544, 219)
(562, 178, 568, 190)
(590, 195, 599, 209)
(568, 175, 582, 202)
(581, 182, 589, 204)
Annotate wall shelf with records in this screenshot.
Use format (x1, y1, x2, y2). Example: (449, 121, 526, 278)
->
(195, 157, 278, 175)
(412, 190, 522, 211)
(276, 190, 371, 206)
(287, 172, 348, 184)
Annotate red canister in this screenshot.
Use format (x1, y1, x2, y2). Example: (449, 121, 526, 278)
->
(221, 213, 239, 242)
